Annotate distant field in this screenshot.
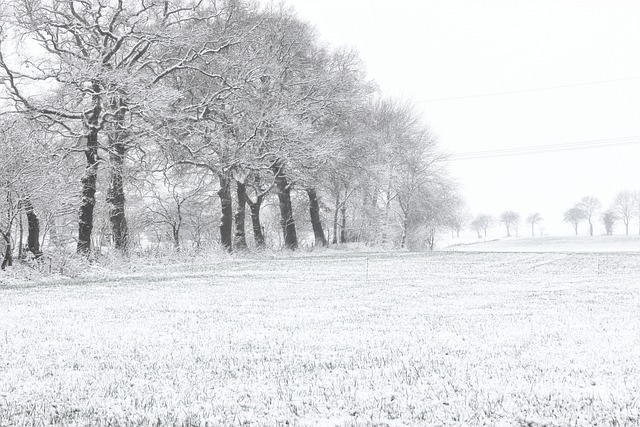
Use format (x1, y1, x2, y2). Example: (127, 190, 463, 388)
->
(1, 251, 640, 426)
(446, 235, 640, 253)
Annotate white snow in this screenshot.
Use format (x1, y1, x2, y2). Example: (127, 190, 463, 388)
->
(1, 250, 639, 425)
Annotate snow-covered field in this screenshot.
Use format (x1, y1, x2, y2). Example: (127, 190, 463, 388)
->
(1, 251, 640, 426)
(446, 235, 640, 253)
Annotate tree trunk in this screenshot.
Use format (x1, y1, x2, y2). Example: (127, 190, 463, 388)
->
(271, 162, 298, 250)
(107, 138, 128, 253)
(332, 195, 340, 245)
(77, 123, 100, 255)
(247, 195, 265, 249)
(400, 209, 408, 249)
(306, 188, 327, 247)
(234, 180, 248, 250)
(340, 206, 347, 243)
(218, 173, 233, 252)
(589, 220, 593, 236)
(172, 224, 180, 251)
(18, 204, 23, 259)
(24, 198, 41, 258)
(1, 240, 11, 270)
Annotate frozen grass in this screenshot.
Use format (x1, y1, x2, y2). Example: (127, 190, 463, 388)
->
(1, 252, 640, 426)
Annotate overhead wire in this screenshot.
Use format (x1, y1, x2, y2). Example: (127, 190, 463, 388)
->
(448, 136, 640, 161)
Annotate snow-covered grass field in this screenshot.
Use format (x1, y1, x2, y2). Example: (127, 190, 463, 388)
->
(1, 250, 640, 426)
(446, 235, 640, 253)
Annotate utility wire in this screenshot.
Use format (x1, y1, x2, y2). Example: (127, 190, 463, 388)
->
(448, 136, 640, 161)
(419, 76, 640, 103)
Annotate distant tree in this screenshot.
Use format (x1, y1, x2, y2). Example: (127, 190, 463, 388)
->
(499, 210, 520, 237)
(447, 198, 470, 238)
(601, 210, 618, 236)
(526, 212, 543, 237)
(563, 207, 586, 235)
(613, 190, 637, 235)
(471, 214, 492, 238)
(577, 196, 601, 236)
(637, 191, 640, 235)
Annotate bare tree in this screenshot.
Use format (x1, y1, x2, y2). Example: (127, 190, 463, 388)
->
(471, 214, 493, 239)
(577, 196, 601, 236)
(499, 210, 520, 237)
(447, 198, 470, 239)
(0, 118, 55, 267)
(526, 212, 543, 237)
(143, 168, 212, 251)
(613, 190, 637, 235)
(564, 207, 585, 235)
(601, 210, 618, 236)
(0, 0, 218, 255)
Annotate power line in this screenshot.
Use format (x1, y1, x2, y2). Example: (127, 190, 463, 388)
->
(419, 76, 640, 103)
(448, 136, 640, 161)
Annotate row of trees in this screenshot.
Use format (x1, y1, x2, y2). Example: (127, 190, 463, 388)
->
(0, 0, 458, 269)
(468, 211, 542, 239)
(459, 190, 640, 240)
(564, 191, 640, 236)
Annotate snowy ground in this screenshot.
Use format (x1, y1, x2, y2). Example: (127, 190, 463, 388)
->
(1, 251, 640, 426)
(445, 235, 640, 253)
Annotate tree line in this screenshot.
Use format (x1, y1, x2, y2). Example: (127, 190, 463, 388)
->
(563, 192, 640, 236)
(0, 0, 458, 269)
(461, 190, 640, 240)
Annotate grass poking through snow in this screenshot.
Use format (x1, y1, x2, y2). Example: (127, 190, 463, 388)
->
(1, 252, 639, 426)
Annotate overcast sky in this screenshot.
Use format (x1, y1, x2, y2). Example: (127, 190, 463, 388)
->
(277, 0, 640, 236)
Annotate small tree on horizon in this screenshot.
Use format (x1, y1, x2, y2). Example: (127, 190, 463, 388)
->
(447, 198, 470, 238)
(499, 210, 520, 237)
(471, 214, 492, 239)
(601, 210, 618, 236)
(564, 206, 586, 235)
(577, 196, 601, 236)
(613, 190, 637, 235)
(526, 212, 543, 237)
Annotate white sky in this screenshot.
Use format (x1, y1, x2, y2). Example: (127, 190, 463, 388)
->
(278, 0, 640, 236)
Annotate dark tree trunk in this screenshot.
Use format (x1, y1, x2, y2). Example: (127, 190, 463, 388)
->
(218, 173, 233, 252)
(1, 241, 11, 270)
(247, 195, 265, 249)
(340, 206, 347, 243)
(107, 100, 129, 253)
(306, 188, 327, 247)
(234, 180, 248, 250)
(77, 90, 101, 255)
(107, 139, 128, 253)
(77, 125, 100, 255)
(401, 218, 407, 248)
(271, 162, 298, 250)
(24, 198, 41, 258)
(18, 205, 23, 259)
